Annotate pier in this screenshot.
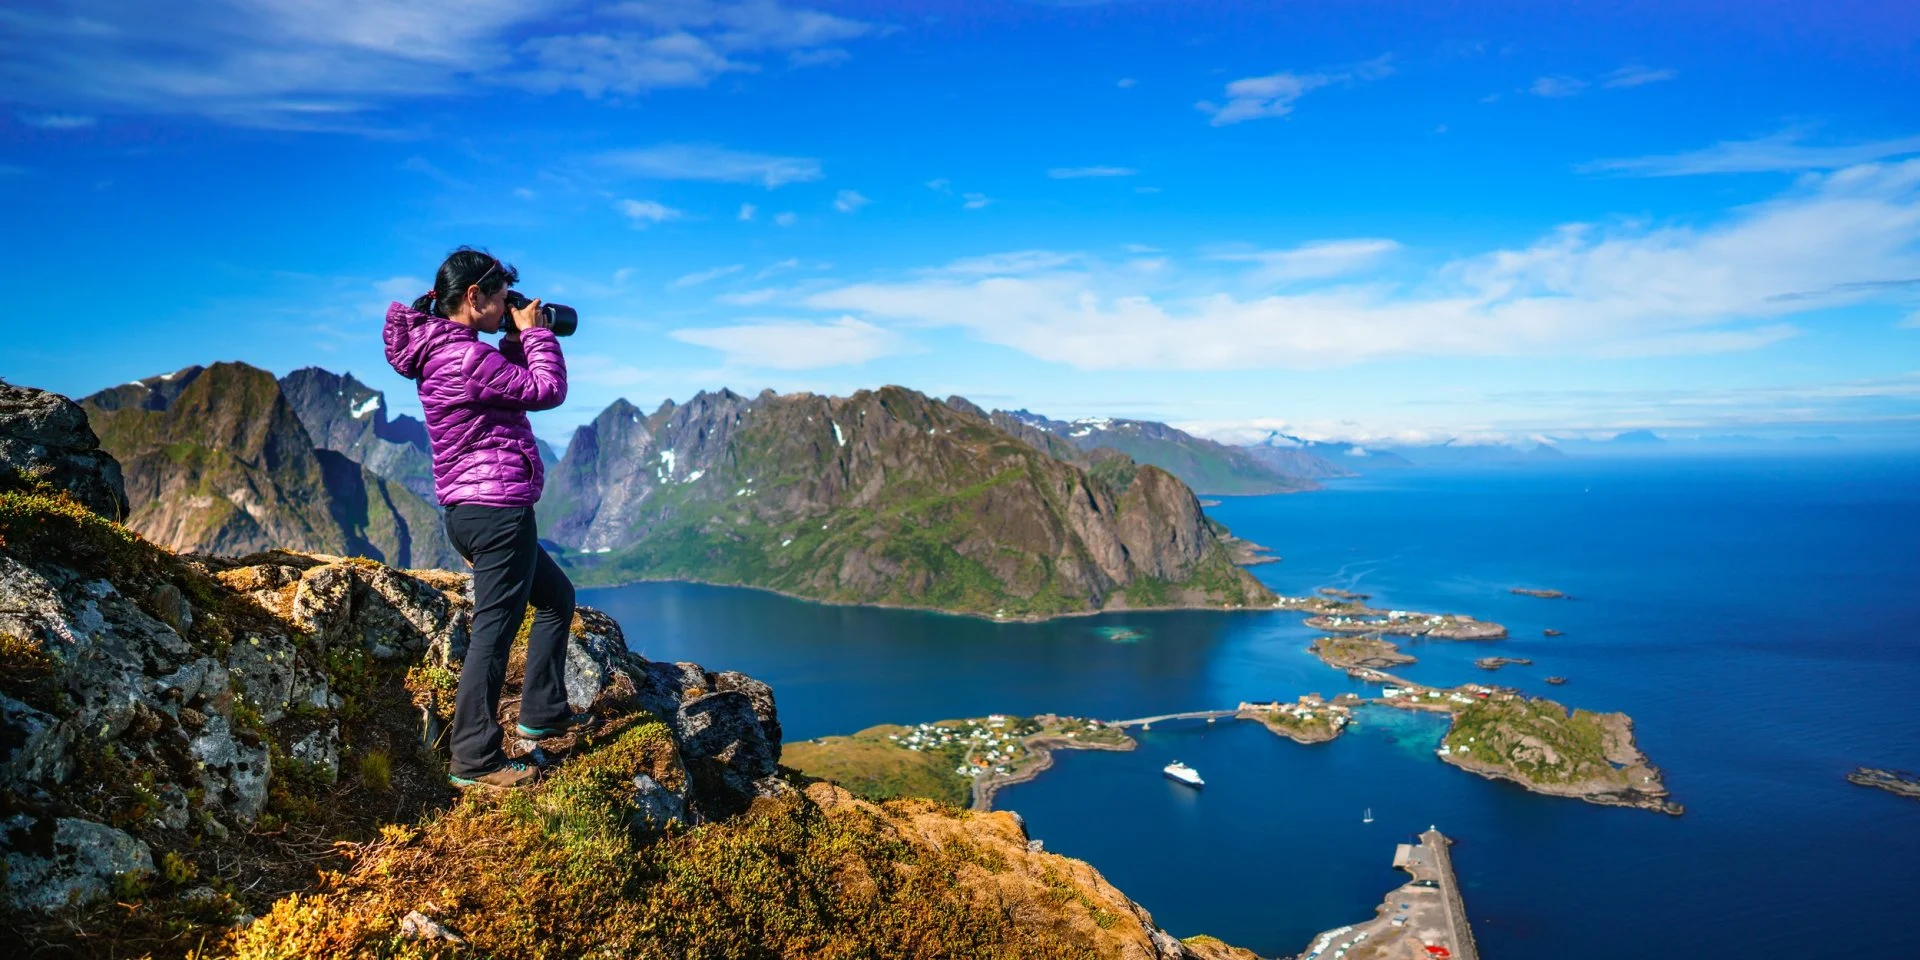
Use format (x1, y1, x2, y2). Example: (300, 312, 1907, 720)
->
(1296, 828, 1478, 960)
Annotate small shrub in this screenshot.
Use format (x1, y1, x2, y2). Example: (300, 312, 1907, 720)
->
(359, 750, 393, 794)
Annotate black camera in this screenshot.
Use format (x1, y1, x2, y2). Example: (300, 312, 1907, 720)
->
(504, 291, 578, 337)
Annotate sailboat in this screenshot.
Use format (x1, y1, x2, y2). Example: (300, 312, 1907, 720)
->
(1362, 807, 1373, 823)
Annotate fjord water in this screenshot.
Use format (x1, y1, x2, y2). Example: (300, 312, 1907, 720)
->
(582, 455, 1920, 958)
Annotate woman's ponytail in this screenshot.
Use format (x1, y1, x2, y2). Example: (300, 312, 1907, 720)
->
(413, 247, 519, 318)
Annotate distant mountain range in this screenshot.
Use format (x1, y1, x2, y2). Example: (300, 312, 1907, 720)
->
(66, 367, 1274, 618)
(80, 364, 461, 569)
(536, 386, 1273, 617)
(994, 410, 1346, 494)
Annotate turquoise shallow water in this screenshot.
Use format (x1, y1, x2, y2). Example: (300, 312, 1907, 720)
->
(582, 454, 1920, 958)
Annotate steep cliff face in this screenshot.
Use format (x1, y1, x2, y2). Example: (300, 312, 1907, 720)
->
(1001, 410, 1344, 495)
(79, 365, 460, 570)
(0, 440, 1256, 957)
(278, 367, 436, 504)
(540, 386, 1274, 617)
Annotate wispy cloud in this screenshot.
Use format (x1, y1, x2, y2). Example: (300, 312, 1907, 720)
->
(1048, 166, 1137, 178)
(803, 160, 1920, 370)
(21, 113, 95, 129)
(597, 143, 823, 187)
(671, 264, 744, 288)
(614, 198, 684, 225)
(1209, 238, 1402, 283)
(962, 192, 992, 210)
(671, 316, 903, 368)
(0, 0, 881, 127)
(738, 202, 757, 221)
(1116, 77, 1137, 89)
(925, 178, 952, 193)
(1197, 55, 1392, 126)
(1582, 129, 1920, 177)
(834, 189, 872, 212)
(1602, 64, 1677, 88)
(1529, 75, 1588, 98)
(774, 211, 798, 227)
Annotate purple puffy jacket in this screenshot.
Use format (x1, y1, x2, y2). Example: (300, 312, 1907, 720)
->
(382, 302, 567, 509)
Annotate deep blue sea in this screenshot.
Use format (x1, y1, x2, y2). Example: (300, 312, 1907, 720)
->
(582, 454, 1920, 958)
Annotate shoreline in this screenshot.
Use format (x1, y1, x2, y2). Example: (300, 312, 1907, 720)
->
(972, 734, 1137, 810)
(571, 572, 1289, 624)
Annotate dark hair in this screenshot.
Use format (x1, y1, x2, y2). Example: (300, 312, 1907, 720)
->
(411, 246, 520, 318)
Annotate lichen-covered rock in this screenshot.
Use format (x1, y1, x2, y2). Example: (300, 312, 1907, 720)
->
(227, 633, 299, 724)
(0, 694, 71, 785)
(189, 714, 270, 823)
(0, 380, 129, 522)
(564, 607, 625, 710)
(2, 815, 153, 913)
(291, 722, 341, 780)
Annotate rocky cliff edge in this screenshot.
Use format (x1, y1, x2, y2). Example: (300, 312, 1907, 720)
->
(0, 384, 1253, 959)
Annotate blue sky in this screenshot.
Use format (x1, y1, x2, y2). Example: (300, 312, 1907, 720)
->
(4, 0, 1918, 448)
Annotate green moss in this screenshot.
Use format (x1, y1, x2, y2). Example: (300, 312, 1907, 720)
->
(1444, 697, 1620, 786)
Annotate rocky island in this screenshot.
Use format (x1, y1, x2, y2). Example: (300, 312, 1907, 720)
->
(1848, 767, 1920, 800)
(783, 714, 1137, 811)
(1311, 636, 1419, 672)
(1511, 587, 1569, 599)
(1475, 656, 1533, 670)
(1365, 679, 1681, 815)
(1305, 610, 1508, 640)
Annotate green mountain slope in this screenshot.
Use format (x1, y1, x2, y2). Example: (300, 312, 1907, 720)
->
(539, 386, 1274, 618)
(80, 363, 460, 569)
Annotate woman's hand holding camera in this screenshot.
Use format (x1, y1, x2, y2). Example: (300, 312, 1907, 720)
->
(506, 296, 545, 337)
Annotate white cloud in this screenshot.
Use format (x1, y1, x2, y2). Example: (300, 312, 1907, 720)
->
(614, 198, 684, 225)
(1901, 311, 1920, 329)
(568, 353, 653, 387)
(774, 211, 798, 227)
(1530, 75, 1588, 98)
(671, 264, 744, 288)
(834, 189, 871, 212)
(0, 0, 882, 127)
(1197, 55, 1392, 126)
(1117, 77, 1137, 89)
(1602, 64, 1677, 88)
(671, 316, 902, 368)
(22, 113, 95, 129)
(1210, 238, 1402, 284)
(925, 178, 952, 193)
(738, 202, 757, 220)
(962, 192, 992, 210)
(1583, 129, 1920, 177)
(597, 143, 822, 187)
(719, 288, 781, 305)
(755, 258, 803, 278)
(1123, 243, 1159, 254)
(1048, 165, 1137, 179)
(802, 161, 1920, 370)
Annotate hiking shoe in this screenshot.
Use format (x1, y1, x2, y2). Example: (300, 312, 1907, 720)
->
(515, 711, 594, 739)
(449, 761, 539, 791)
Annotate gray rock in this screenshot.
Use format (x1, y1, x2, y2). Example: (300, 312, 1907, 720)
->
(1027, 839, 1044, 853)
(398, 909, 465, 943)
(672, 690, 780, 819)
(290, 723, 340, 781)
(563, 608, 626, 710)
(2, 815, 153, 912)
(226, 633, 299, 724)
(289, 563, 354, 651)
(145, 582, 193, 638)
(1, 694, 71, 785)
(189, 714, 270, 824)
(630, 773, 687, 834)
(0, 381, 130, 522)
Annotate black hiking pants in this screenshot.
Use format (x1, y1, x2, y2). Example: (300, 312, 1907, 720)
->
(443, 503, 575, 776)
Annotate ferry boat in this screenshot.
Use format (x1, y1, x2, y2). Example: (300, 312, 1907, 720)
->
(1163, 761, 1204, 787)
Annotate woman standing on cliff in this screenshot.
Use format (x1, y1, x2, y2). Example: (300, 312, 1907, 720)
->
(382, 247, 588, 790)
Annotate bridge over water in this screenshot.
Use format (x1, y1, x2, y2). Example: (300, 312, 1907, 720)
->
(1105, 709, 1241, 729)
